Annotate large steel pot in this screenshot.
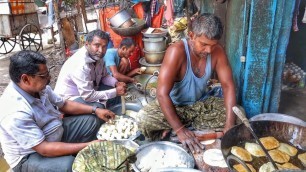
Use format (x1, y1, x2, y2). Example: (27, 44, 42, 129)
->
(221, 121, 306, 171)
(142, 28, 168, 38)
(109, 10, 132, 28)
(139, 58, 161, 75)
(143, 37, 167, 52)
(143, 49, 165, 64)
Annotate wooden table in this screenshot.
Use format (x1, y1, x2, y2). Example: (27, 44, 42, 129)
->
(192, 139, 230, 172)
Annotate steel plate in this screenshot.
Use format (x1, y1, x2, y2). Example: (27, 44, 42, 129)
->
(132, 141, 195, 172)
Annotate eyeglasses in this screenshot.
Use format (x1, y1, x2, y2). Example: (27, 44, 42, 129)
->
(31, 70, 50, 79)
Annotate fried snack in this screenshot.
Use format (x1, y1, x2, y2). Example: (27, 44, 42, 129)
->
(259, 162, 276, 172)
(298, 152, 306, 166)
(233, 163, 256, 172)
(231, 146, 253, 162)
(268, 149, 290, 163)
(259, 136, 280, 150)
(277, 162, 300, 170)
(277, 143, 298, 156)
(245, 142, 265, 157)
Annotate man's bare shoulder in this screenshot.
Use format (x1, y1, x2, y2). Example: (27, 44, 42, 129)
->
(165, 41, 186, 60)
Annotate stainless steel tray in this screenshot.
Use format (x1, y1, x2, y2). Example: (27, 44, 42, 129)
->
(132, 141, 195, 172)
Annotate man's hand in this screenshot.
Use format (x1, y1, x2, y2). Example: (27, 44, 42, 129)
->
(176, 127, 204, 154)
(115, 82, 127, 96)
(95, 108, 116, 122)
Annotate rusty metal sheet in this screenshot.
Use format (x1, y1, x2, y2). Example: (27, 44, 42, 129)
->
(11, 13, 39, 36)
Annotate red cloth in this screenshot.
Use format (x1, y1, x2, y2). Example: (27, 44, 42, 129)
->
(128, 46, 141, 70)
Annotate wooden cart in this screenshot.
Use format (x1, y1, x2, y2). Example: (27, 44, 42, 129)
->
(0, 0, 42, 54)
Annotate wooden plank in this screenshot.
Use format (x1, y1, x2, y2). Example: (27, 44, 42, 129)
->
(193, 139, 229, 172)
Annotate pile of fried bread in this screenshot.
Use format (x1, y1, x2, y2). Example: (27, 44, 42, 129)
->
(230, 136, 306, 172)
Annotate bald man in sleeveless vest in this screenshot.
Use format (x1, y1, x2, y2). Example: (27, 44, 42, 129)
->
(137, 14, 236, 153)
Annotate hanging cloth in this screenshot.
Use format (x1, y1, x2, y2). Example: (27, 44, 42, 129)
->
(132, 2, 165, 28)
(292, 0, 301, 32)
(302, 5, 306, 23)
(165, 0, 174, 26)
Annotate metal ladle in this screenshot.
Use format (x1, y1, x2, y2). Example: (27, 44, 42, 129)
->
(232, 106, 279, 170)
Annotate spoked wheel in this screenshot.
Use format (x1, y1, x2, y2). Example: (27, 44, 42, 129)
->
(0, 37, 17, 54)
(19, 24, 42, 52)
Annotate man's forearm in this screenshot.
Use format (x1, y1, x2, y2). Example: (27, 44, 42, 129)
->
(34, 141, 90, 157)
(60, 100, 92, 115)
(223, 85, 236, 129)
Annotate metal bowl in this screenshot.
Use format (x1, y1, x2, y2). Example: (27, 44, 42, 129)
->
(109, 10, 132, 28)
(143, 37, 167, 52)
(139, 58, 161, 75)
(143, 49, 165, 64)
(142, 28, 168, 38)
(108, 103, 143, 115)
(132, 141, 195, 172)
(110, 18, 146, 37)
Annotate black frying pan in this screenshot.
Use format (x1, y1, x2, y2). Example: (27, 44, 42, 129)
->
(221, 121, 306, 171)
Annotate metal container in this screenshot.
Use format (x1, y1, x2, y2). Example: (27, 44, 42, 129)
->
(143, 49, 165, 64)
(109, 10, 132, 28)
(132, 141, 195, 172)
(250, 113, 306, 127)
(142, 28, 168, 38)
(108, 103, 142, 115)
(143, 37, 167, 52)
(133, 74, 158, 93)
(110, 18, 145, 37)
(139, 58, 161, 75)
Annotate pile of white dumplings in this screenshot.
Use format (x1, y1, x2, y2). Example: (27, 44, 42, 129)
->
(97, 116, 138, 140)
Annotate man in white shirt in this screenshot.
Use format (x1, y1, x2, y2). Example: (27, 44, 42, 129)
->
(0, 50, 115, 171)
(54, 29, 126, 109)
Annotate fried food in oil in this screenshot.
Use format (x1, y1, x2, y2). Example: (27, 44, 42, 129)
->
(245, 142, 265, 157)
(277, 162, 300, 170)
(298, 152, 306, 166)
(277, 143, 298, 157)
(233, 163, 256, 172)
(259, 136, 280, 150)
(268, 149, 290, 163)
(231, 146, 253, 162)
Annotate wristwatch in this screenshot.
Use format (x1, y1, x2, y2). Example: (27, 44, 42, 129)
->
(92, 105, 98, 114)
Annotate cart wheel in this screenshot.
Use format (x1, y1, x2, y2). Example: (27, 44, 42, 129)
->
(0, 37, 17, 54)
(19, 24, 42, 52)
